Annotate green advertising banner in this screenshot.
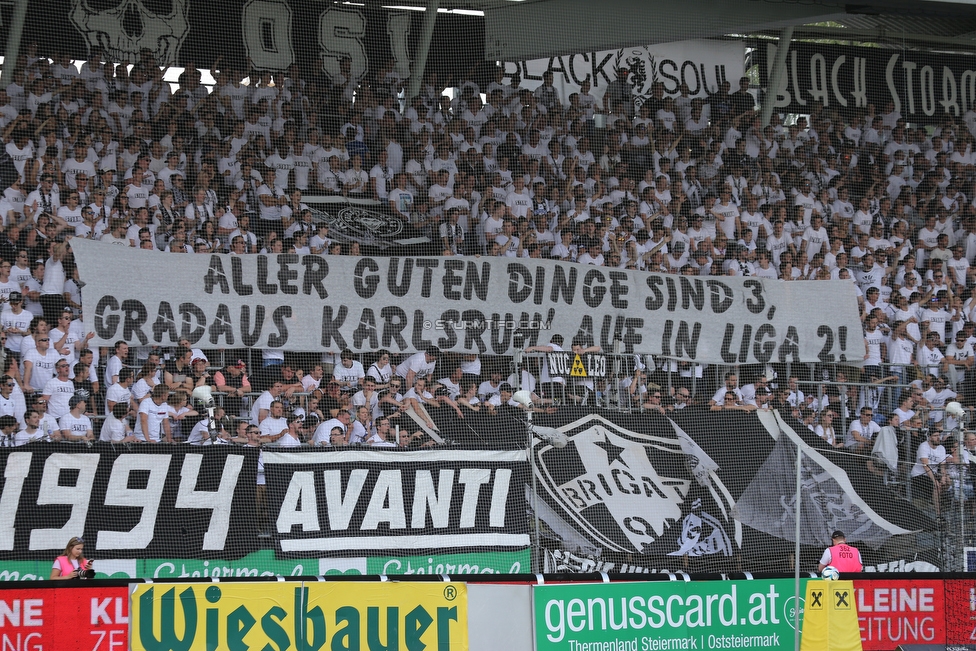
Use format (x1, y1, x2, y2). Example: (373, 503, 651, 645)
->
(534, 579, 809, 651)
(0, 550, 529, 581)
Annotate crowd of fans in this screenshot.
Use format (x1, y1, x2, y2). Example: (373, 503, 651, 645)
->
(1, 46, 976, 512)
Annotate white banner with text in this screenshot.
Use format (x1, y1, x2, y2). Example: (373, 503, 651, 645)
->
(72, 240, 863, 363)
(506, 40, 745, 106)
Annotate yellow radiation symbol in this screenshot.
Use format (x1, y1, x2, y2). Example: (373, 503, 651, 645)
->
(570, 355, 588, 377)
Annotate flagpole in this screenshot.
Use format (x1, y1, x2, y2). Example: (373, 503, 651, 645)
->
(794, 439, 802, 651)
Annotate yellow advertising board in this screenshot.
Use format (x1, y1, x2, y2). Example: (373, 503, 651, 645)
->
(130, 581, 467, 651)
(799, 579, 862, 651)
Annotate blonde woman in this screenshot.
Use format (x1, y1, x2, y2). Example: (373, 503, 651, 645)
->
(50, 536, 92, 580)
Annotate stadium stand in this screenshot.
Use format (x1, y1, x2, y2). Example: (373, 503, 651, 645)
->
(1, 6, 975, 581)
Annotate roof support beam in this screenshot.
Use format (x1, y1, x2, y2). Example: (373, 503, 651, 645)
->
(0, 0, 29, 90)
(762, 26, 793, 127)
(407, 0, 440, 99)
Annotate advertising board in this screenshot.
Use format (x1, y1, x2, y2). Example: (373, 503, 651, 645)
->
(854, 579, 945, 650)
(130, 581, 467, 651)
(0, 586, 128, 651)
(534, 579, 808, 651)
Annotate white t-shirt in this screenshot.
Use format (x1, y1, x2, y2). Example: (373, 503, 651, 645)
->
(711, 201, 739, 239)
(0, 280, 20, 304)
(42, 377, 75, 419)
(51, 320, 88, 374)
(765, 232, 792, 266)
(395, 352, 436, 382)
(918, 345, 945, 378)
(366, 363, 393, 384)
(276, 430, 302, 447)
(301, 374, 322, 392)
(259, 416, 288, 437)
(135, 398, 170, 441)
(945, 342, 974, 365)
(1, 307, 32, 353)
(332, 360, 365, 387)
(352, 390, 381, 418)
(922, 386, 957, 422)
(131, 377, 155, 401)
(815, 424, 837, 446)
(13, 426, 45, 446)
(506, 189, 532, 218)
(59, 412, 92, 440)
(347, 421, 373, 445)
(126, 183, 149, 209)
(249, 390, 275, 425)
(478, 381, 501, 398)
(863, 328, 886, 366)
(257, 184, 283, 220)
(105, 382, 131, 416)
(803, 226, 829, 256)
(22, 347, 61, 392)
(99, 414, 127, 442)
(845, 419, 881, 448)
(105, 355, 124, 387)
(186, 419, 222, 445)
(911, 440, 947, 477)
(312, 418, 346, 446)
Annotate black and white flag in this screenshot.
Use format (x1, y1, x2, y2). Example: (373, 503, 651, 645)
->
(732, 411, 913, 549)
(533, 414, 738, 558)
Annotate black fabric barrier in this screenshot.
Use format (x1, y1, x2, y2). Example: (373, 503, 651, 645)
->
(0, 408, 939, 573)
(0, 444, 257, 560)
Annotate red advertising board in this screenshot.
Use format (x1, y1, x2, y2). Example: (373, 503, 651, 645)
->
(946, 579, 976, 647)
(0, 586, 128, 651)
(854, 579, 945, 650)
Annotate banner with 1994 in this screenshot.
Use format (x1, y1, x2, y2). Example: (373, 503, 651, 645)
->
(0, 444, 531, 573)
(0, 444, 257, 560)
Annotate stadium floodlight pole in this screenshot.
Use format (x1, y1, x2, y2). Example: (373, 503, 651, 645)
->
(793, 439, 802, 651)
(761, 25, 794, 128)
(406, 0, 440, 100)
(0, 0, 29, 90)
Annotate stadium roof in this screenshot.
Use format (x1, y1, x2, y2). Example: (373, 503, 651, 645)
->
(388, 0, 976, 58)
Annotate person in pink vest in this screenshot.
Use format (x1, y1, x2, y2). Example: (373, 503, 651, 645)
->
(818, 530, 863, 573)
(49, 536, 92, 579)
